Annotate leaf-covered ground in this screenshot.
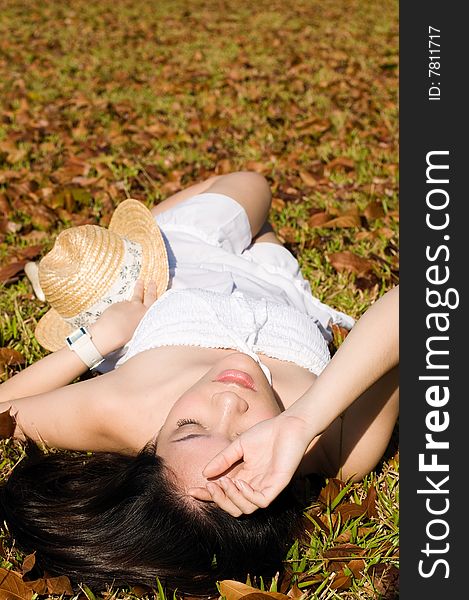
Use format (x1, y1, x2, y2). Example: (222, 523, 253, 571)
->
(0, 0, 398, 598)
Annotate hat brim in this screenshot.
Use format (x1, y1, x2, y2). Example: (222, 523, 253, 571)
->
(35, 309, 75, 352)
(35, 199, 169, 353)
(109, 199, 169, 298)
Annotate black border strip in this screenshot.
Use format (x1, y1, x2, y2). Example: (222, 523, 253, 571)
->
(400, 3, 465, 596)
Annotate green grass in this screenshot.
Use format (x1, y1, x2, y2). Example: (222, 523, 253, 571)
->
(0, 0, 398, 598)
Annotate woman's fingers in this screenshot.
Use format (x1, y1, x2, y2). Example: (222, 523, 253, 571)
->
(143, 280, 158, 307)
(204, 482, 242, 516)
(231, 478, 274, 509)
(131, 279, 158, 307)
(202, 438, 244, 478)
(216, 477, 260, 514)
(131, 279, 145, 301)
(188, 478, 270, 516)
(187, 486, 212, 502)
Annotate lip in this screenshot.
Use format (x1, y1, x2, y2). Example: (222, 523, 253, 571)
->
(214, 370, 257, 390)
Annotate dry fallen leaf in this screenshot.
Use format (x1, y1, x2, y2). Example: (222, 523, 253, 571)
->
(277, 226, 297, 244)
(219, 580, 290, 600)
(299, 171, 318, 187)
(51, 156, 91, 185)
(0, 348, 25, 370)
(307, 212, 330, 227)
(0, 409, 17, 439)
(43, 575, 74, 595)
(336, 502, 367, 520)
(0, 567, 34, 600)
(329, 572, 352, 590)
(366, 564, 399, 597)
(328, 252, 374, 276)
(363, 200, 385, 221)
(318, 478, 345, 507)
(364, 485, 379, 518)
(326, 157, 355, 171)
(21, 554, 36, 577)
(323, 544, 366, 572)
(320, 214, 361, 228)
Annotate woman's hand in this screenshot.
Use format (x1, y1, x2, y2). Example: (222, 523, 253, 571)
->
(187, 413, 315, 516)
(90, 280, 157, 356)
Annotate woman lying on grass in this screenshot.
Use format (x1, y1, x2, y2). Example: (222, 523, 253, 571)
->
(0, 171, 399, 595)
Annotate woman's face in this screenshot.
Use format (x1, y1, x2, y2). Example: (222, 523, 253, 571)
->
(156, 352, 282, 490)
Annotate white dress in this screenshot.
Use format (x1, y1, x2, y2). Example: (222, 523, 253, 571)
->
(113, 193, 354, 382)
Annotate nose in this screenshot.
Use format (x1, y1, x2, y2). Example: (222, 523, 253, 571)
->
(211, 390, 249, 416)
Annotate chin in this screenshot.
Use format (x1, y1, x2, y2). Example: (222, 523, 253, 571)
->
(222, 352, 264, 373)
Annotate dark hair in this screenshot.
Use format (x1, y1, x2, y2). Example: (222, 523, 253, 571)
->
(0, 440, 306, 596)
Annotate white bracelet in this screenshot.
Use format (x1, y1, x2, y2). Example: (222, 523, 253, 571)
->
(65, 326, 104, 370)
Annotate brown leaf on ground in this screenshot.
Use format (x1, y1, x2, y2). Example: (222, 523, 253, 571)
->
(328, 251, 374, 276)
(13, 246, 43, 262)
(331, 324, 350, 345)
(0, 567, 34, 600)
(305, 513, 330, 534)
(0, 261, 28, 283)
(21, 554, 35, 577)
(130, 585, 154, 598)
(366, 564, 399, 598)
(364, 201, 385, 221)
(277, 226, 297, 244)
(318, 478, 345, 507)
(348, 558, 366, 578)
(0, 246, 42, 283)
(244, 161, 269, 174)
(0, 140, 28, 164)
(43, 576, 73, 595)
(286, 584, 303, 599)
(0, 409, 17, 439)
(320, 213, 361, 228)
(219, 580, 290, 600)
(355, 227, 394, 241)
(323, 544, 366, 572)
(299, 171, 318, 187)
(215, 159, 233, 174)
(329, 572, 352, 590)
(307, 212, 330, 227)
(271, 198, 286, 211)
(354, 273, 380, 291)
(364, 485, 379, 518)
(326, 157, 355, 172)
(0, 348, 25, 369)
(296, 573, 324, 587)
(51, 157, 91, 185)
(24, 576, 73, 597)
(335, 530, 352, 543)
(336, 502, 367, 521)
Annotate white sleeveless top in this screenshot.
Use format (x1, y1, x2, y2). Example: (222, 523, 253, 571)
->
(116, 288, 346, 379)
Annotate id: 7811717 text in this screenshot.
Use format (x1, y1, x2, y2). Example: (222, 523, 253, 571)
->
(428, 26, 441, 101)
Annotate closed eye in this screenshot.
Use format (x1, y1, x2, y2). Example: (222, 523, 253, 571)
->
(171, 433, 209, 443)
(176, 418, 202, 427)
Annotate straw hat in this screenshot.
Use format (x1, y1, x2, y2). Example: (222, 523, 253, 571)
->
(34, 199, 169, 352)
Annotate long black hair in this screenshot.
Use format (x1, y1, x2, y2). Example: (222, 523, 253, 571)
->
(0, 440, 306, 596)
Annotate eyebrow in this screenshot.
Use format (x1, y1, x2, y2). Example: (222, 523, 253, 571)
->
(171, 434, 209, 443)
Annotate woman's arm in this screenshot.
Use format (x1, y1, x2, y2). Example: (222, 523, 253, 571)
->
(189, 286, 399, 515)
(0, 281, 156, 445)
(284, 285, 398, 435)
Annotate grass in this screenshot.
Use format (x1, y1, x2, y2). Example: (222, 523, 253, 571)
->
(0, 0, 398, 598)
